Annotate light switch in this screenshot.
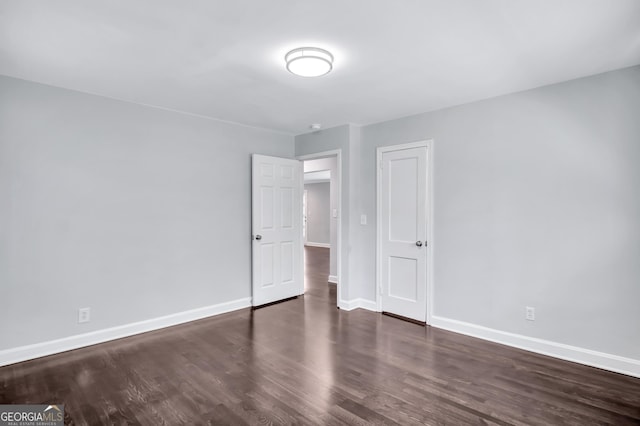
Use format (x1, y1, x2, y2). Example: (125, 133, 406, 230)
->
(360, 214, 367, 225)
(332, 209, 338, 218)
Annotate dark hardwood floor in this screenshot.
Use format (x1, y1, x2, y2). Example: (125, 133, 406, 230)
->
(1, 246, 639, 425)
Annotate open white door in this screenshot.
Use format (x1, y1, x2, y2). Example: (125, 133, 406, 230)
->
(252, 154, 303, 307)
(378, 144, 429, 322)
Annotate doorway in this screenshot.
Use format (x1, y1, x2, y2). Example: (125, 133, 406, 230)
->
(297, 150, 343, 308)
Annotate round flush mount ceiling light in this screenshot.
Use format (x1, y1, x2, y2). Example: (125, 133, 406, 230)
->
(285, 47, 333, 77)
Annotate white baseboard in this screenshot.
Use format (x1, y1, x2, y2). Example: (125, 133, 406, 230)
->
(0, 297, 252, 368)
(357, 299, 378, 312)
(338, 299, 358, 311)
(339, 298, 379, 312)
(430, 315, 640, 379)
(328, 275, 338, 284)
(304, 242, 330, 248)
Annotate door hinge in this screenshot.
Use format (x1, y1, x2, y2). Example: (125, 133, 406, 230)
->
(379, 285, 383, 295)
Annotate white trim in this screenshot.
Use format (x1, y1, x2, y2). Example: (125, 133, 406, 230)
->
(303, 189, 308, 245)
(431, 315, 640, 378)
(376, 139, 434, 324)
(304, 242, 330, 248)
(0, 297, 251, 368)
(297, 149, 344, 309)
(339, 299, 379, 312)
(357, 299, 379, 312)
(304, 169, 331, 185)
(426, 140, 435, 325)
(339, 299, 359, 311)
(328, 275, 338, 284)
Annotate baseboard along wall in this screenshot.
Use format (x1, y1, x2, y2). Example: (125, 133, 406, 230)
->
(430, 315, 640, 379)
(3, 296, 638, 379)
(337, 301, 640, 378)
(0, 297, 252, 368)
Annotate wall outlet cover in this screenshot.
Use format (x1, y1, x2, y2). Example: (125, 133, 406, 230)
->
(78, 307, 91, 324)
(525, 306, 535, 321)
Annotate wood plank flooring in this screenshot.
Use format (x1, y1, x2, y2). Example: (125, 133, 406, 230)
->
(1, 246, 639, 424)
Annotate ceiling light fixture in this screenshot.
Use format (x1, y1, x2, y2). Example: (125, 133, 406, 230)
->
(285, 47, 333, 77)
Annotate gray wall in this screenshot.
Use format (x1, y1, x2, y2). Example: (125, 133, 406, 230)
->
(4, 63, 638, 365)
(356, 65, 640, 359)
(304, 182, 331, 245)
(0, 75, 294, 350)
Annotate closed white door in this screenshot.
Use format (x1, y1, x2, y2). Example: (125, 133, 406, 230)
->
(252, 154, 303, 306)
(379, 145, 428, 322)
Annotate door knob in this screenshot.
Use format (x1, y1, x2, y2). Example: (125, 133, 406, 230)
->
(416, 241, 423, 247)
(255, 235, 262, 240)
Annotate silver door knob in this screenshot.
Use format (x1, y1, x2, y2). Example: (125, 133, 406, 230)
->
(416, 241, 423, 247)
(255, 235, 262, 240)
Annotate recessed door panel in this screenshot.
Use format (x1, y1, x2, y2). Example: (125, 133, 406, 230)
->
(280, 164, 293, 180)
(261, 186, 274, 230)
(261, 164, 274, 178)
(389, 157, 417, 242)
(261, 243, 274, 288)
(281, 187, 293, 229)
(388, 256, 418, 302)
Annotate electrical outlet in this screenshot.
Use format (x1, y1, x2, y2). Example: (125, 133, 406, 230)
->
(525, 306, 535, 321)
(78, 307, 91, 324)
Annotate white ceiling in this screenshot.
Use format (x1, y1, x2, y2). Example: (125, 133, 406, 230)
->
(1, 1, 639, 134)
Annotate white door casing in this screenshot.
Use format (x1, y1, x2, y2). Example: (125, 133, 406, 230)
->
(378, 143, 429, 322)
(303, 189, 308, 245)
(252, 154, 303, 306)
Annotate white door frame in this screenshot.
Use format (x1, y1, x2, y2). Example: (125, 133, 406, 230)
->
(376, 140, 434, 324)
(303, 189, 308, 245)
(297, 149, 343, 308)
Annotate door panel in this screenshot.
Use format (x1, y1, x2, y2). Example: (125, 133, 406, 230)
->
(388, 256, 418, 301)
(260, 186, 274, 229)
(260, 244, 274, 287)
(281, 188, 294, 228)
(389, 157, 418, 241)
(252, 154, 303, 306)
(380, 146, 428, 322)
